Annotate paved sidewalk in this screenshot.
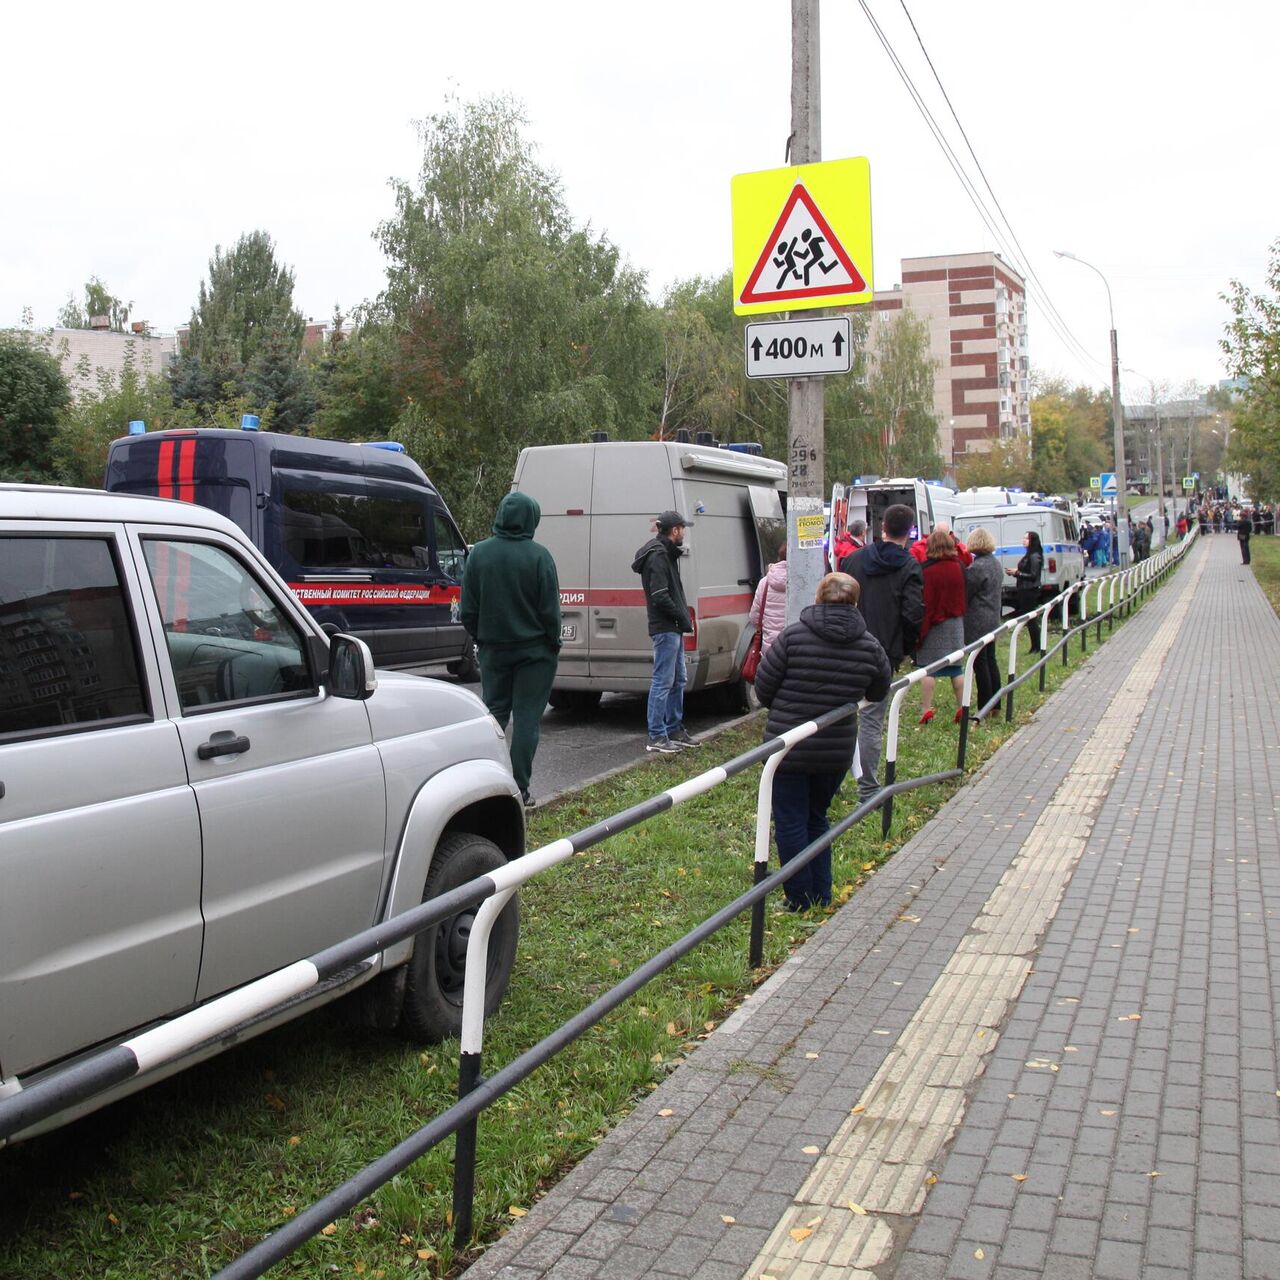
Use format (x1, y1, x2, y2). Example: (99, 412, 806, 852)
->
(463, 535, 1280, 1280)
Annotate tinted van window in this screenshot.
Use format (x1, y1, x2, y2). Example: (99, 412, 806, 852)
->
(0, 537, 148, 736)
(282, 490, 428, 570)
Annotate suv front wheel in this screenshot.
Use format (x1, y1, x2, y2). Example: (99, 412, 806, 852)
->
(399, 832, 519, 1043)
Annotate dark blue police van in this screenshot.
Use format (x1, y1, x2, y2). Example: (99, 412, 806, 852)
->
(105, 425, 478, 677)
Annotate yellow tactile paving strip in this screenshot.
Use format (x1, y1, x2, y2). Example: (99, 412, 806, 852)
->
(747, 554, 1208, 1279)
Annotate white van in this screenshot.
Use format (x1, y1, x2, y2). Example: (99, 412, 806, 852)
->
(847, 477, 961, 543)
(510, 440, 786, 711)
(953, 504, 1086, 608)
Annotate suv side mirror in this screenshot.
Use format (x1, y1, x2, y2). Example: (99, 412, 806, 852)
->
(328, 634, 377, 700)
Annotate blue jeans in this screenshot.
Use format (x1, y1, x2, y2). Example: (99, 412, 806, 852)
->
(772, 769, 845, 909)
(647, 632, 687, 739)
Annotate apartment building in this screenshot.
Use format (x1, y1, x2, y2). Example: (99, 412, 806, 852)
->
(46, 323, 177, 396)
(867, 251, 1031, 466)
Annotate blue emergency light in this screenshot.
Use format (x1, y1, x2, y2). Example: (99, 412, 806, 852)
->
(362, 441, 407, 453)
(241, 414, 261, 431)
(128, 420, 146, 435)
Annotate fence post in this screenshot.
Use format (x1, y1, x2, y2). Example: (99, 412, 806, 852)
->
(750, 750, 788, 968)
(881, 684, 913, 837)
(452, 1050, 482, 1246)
(957, 645, 980, 770)
(1005, 620, 1024, 722)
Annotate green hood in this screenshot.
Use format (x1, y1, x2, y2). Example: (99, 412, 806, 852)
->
(493, 491, 541, 540)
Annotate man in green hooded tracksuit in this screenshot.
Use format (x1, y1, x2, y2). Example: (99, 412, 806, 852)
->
(460, 491, 562, 806)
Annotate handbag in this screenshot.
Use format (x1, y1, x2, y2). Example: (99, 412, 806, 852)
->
(741, 581, 767, 683)
(741, 629, 763, 684)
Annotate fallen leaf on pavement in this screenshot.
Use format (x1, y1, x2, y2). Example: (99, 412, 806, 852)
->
(509, 1206, 528, 1217)
(789, 1227, 813, 1242)
(1011, 1174, 1028, 1182)
(320, 1223, 337, 1236)
(657, 1108, 674, 1117)
(721, 1215, 736, 1224)
(848, 1201, 867, 1215)
(975, 1248, 985, 1260)
(802, 1145, 821, 1154)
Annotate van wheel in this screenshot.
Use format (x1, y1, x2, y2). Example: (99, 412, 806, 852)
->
(447, 639, 481, 683)
(717, 677, 755, 713)
(398, 833, 519, 1044)
(548, 689, 602, 713)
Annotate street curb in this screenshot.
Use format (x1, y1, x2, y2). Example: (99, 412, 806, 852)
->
(528, 706, 765, 811)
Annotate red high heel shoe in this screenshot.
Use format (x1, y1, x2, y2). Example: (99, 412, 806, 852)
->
(954, 708, 964, 723)
(919, 709, 935, 725)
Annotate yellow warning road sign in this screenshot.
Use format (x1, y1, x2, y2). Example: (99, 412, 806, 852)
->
(731, 157, 873, 316)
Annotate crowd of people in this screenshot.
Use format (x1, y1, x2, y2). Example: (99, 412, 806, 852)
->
(747, 506, 1046, 910)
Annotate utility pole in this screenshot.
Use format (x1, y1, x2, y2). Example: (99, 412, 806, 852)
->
(1109, 328, 1130, 565)
(1152, 403, 1164, 544)
(785, 0, 824, 623)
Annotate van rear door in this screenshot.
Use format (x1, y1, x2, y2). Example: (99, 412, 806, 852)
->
(514, 446, 595, 685)
(588, 445, 675, 689)
(105, 433, 259, 540)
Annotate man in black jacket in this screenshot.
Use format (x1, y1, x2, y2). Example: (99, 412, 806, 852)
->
(632, 510, 696, 753)
(839, 503, 925, 802)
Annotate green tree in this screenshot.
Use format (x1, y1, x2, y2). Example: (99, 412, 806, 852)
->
(184, 230, 306, 371)
(313, 312, 403, 441)
(1220, 245, 1280, 500)
(1028, 376, 1109, 494)
(0, 332, 71, 481)
(955, 436, 1033, 489)
(865, 307, 941, 478)
(376, 95, 660, 533)
(56, 276, 132, 332)
(53, 360, 178, 487)
(246, 329, 316, 433)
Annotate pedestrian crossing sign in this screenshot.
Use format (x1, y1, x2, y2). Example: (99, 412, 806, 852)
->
(731, 157, 873, 315)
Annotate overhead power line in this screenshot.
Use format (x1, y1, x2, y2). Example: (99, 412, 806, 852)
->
(853, 0, 1107, 378)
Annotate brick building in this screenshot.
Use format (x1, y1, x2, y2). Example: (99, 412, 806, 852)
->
(866, 251, 1031, 467)
(45, 324, 177, 396)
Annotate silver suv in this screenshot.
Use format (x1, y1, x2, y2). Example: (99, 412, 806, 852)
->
(0, 486, 524, 1140)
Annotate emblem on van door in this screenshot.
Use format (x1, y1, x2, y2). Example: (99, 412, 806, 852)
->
(450, 600, 460, 623)
(560, 623, 577, 642)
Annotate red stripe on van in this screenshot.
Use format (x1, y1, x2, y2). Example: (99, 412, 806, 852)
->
(176, 440, 196, 504)
(697, 591, 754, 619)
(557, 589, 752, 614)
(156, 440, 176, 499)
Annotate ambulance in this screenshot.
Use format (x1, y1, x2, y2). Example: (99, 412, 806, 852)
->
(510, 437, 787, 711)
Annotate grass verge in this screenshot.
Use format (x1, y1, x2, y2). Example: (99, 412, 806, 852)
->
(0, 577, 1172, 1280)
(1249, 537, 1280, 619)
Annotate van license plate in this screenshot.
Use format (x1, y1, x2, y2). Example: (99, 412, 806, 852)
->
(560, 623, 577, 642)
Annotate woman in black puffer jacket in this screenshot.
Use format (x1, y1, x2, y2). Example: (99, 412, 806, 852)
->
(754, 573, 892, 910)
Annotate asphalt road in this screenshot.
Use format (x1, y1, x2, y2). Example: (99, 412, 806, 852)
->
(399, 664, 749, 804)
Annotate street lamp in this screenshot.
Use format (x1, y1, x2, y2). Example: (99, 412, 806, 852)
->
(1054, 249, 1130, 566)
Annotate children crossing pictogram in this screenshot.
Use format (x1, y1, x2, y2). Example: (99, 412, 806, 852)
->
(731, 157, 873, 316)
(739, 183, 867, 307)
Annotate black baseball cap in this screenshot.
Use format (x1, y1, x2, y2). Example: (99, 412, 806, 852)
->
(656, 510, 690, 531)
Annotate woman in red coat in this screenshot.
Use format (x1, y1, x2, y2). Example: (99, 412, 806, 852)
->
(915, 528, 968, 723)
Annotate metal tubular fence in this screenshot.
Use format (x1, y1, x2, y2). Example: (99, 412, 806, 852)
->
(0, 530, 1199, 1279)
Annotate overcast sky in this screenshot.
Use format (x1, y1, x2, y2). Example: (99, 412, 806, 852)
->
(4, 0, 1274, 400)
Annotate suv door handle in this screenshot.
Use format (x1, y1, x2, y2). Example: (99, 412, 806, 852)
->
(197, 732, 251, 760)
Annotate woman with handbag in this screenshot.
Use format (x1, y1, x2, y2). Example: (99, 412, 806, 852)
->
(747, 545, 789, 670)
